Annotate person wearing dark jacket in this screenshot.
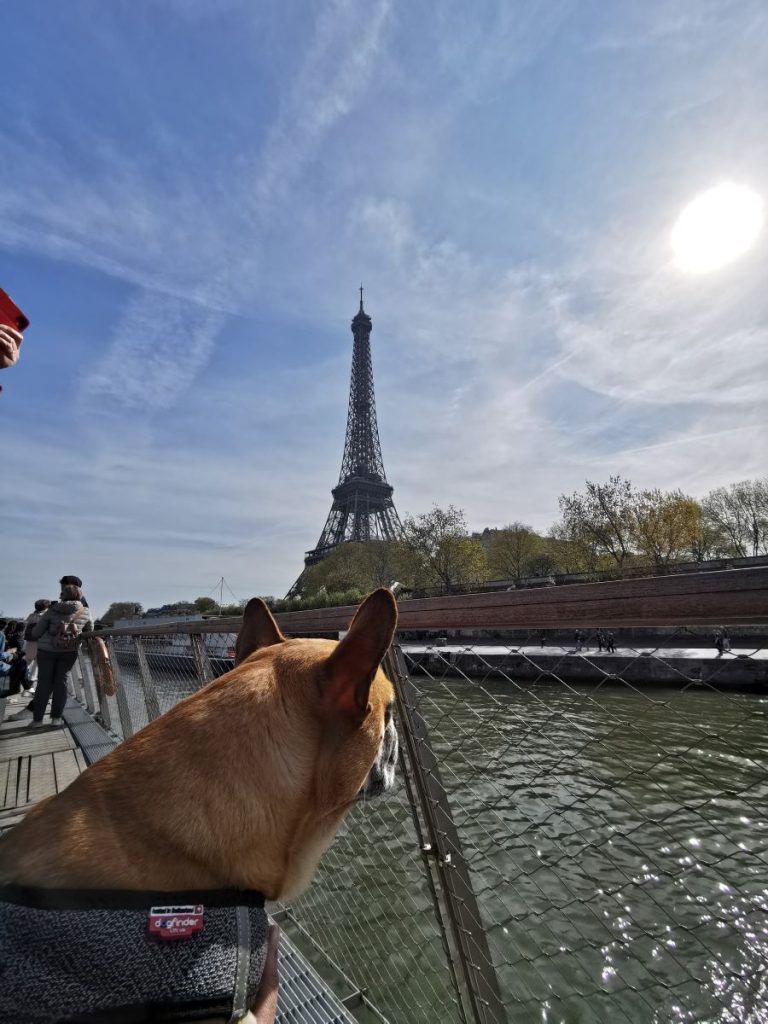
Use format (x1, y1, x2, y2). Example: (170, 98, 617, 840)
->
(29, 584, 92, 728)
(22, 598, 51, 693)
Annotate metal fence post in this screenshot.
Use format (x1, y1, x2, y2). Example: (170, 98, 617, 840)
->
(71, 655, 86, 704)
(190, 634, 214, 686)
(385, 645, 508, 1024)
(133, 637, 162, 722)
(105, 639, 134, 739)
(77, 647, 98, 717)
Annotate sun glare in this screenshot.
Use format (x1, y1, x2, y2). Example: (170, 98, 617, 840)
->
(670, 182, 764, 273)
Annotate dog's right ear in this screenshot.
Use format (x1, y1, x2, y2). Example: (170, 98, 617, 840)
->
(235, 598, 285, 665)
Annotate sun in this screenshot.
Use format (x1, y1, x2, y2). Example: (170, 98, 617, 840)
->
(670, 182, 764, 273)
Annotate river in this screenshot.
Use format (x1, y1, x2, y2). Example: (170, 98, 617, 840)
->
(288, 673, 768, 1023)
(112, 661, 768, 1023)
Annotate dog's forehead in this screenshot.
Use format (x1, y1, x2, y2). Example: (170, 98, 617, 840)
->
(277, 637, 395, 703)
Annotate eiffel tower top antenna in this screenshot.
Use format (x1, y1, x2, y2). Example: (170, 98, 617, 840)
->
(286, 289, 402, 596)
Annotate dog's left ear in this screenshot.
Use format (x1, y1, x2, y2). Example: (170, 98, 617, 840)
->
(323, 588, 398, 723)
(235, 598, 286, 665)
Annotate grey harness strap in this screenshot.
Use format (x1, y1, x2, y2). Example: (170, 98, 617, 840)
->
(229, 905, 252, 1024)
(0, 885, 269, 1024)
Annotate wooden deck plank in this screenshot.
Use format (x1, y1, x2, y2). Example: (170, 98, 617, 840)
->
(53, 749, 81, 793)
(0, 759, 8, 807)
(0, 730, 74, 763)
(0, 799, 36, 824)
(3, 759, 19, 809)
(16, 756, 29, 807)
(1, 719, 33, 734)
(28, 753, 57, 803)
(74, 748, 88, 773)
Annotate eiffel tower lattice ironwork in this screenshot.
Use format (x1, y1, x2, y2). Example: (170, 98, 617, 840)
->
(287, 289, 402, 597)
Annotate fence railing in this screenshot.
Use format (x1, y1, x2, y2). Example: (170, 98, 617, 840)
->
(76, 568, 768, 1024)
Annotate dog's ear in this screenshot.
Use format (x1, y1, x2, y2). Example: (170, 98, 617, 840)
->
(235, 598, 285, 665)
(323, 588, 398, 722)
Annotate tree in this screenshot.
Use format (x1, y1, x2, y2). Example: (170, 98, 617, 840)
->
(703, 478, 768, 558)
(401, 505, 490, 592)
(545, 523, 602, 574)
(486, 523, 541, 579)
(193, 596, 218, 614)
(101, 602, 143, 625)
(632, 490, 703, 566)
(558, 476, 636, 567)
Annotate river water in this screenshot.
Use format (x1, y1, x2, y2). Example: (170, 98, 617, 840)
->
(117, 662, 768, 1023)
(289, 673, 768, 1024)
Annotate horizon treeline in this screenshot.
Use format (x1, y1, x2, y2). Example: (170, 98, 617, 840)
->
(101, 474, 767, 622)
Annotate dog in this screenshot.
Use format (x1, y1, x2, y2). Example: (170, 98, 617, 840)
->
(0, 588, 399, 1021)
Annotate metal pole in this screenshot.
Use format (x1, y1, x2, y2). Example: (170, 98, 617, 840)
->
(190, 633, 214, 686)
(71, 655, 86, 704)
(133, 637, 162, 722)
(105, 639, 134, 739)
(385, 646, 508, 1024)
(78, 642, 99, 717)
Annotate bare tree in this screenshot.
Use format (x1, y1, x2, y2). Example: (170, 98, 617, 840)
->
(703, 478, 768, 557)
(558, 476, 636, 567)
(486, 523, 541, 579)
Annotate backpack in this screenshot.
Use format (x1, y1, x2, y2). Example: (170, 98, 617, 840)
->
(49, 610, 86, 651)
(24, 618, 38, 642)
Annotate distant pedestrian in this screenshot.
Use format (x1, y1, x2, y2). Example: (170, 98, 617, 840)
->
(28, 583, 92, 728)
(722, 629, 731, 653)
(539, 631, 546, 648)
(597, 630, 605, 652)
(714, 630, 724, 657)
(574, 630, 582, 652)
(606, 631, 616, 654)
(23, 599, 51, 694)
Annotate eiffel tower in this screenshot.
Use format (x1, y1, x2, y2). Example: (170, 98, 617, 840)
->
(287, 289, 402, 596)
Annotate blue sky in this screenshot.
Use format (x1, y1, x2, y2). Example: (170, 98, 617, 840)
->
(1, 0, 766, 616)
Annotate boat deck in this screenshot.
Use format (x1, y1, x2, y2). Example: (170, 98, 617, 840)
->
(0, 696, 361, 1024)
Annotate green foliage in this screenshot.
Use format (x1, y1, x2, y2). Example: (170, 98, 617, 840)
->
(400, 505, 490, 592)
(101, 601, 143, 625)
(193, 596, 218, 613)
(485, 523, 542, 578)
(632, 489, 702, 565)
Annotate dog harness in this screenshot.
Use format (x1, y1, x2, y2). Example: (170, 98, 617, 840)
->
(0, 885, 268, 1023)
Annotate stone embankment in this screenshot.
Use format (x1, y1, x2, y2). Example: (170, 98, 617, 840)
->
(403, 645, 768, 691)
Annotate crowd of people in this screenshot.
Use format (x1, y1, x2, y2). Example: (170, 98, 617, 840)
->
(1, 574, 92, 728)
(571, 629, 616, 653)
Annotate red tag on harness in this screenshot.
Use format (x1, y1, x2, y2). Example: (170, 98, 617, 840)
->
(148, 905, 204, 939)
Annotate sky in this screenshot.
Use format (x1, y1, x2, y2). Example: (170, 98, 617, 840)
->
(1, 0, 767, 617)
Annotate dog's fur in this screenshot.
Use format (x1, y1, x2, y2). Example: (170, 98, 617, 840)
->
(0, 588, 398, 903)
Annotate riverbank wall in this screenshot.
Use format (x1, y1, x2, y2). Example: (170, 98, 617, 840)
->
(404, 648, 768, 691)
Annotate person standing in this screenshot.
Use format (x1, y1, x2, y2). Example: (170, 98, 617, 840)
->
(539, 631, 546, 648)
(714, 630, 724, 657)
(29, 584, 92, 728)
(606, 631, 616, 654)
(597, 630, 605, 653)
(722, 629, 731, 653)
(22, 599, 51, 695)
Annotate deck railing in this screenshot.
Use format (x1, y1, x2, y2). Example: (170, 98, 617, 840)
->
(74, 568, 768, 1024)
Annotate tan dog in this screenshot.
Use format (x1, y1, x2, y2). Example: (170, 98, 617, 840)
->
(0, 590, 398, 1022)
(0, 588, 398, 897)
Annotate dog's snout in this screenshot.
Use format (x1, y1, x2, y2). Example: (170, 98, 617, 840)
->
(360, 718, 398, 799)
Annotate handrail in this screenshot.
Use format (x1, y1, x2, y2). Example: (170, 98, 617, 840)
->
(98, 566, 768, 637)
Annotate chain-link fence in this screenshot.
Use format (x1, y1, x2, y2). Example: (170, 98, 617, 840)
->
(394, 628, 768, 1024)
(82, 590, 767, 1024)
